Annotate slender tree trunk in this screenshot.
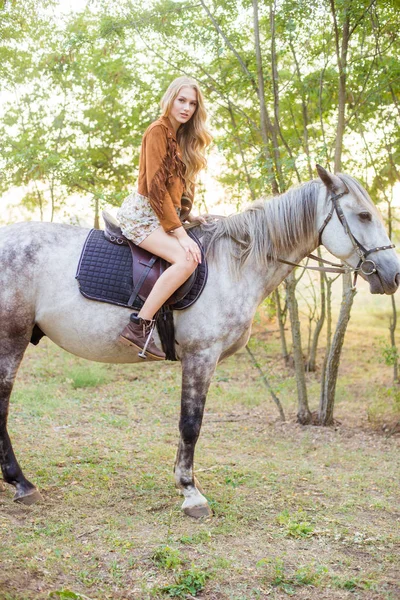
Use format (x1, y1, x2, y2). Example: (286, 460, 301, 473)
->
(389, 295, 399, 384)
(34, 182, 44, 221)
(252, 0, 280, 195)
(330, 0, 350, 172)
(227, 102, 256, 201)
(94, 197, 100, 229)
(307, 250, 326, 372)
(319, 275, 334, 403)
(319, 273, 356, 425)
(245, 344, 286, 421)
(286, 272, 311, 424)
(289, 37, 313, 179)
(274, 288, 289, 366)
(50, 178, 55, 223)
(319, 0, 353, 425)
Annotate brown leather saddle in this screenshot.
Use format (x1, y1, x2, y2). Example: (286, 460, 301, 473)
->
(102, 211, 202, 308)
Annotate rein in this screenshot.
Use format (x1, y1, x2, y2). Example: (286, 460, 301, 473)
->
(291, 189, 395, 285)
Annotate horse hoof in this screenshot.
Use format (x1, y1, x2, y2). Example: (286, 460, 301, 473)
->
(13, 488, 43, 505)
(183, 504, 212, 519)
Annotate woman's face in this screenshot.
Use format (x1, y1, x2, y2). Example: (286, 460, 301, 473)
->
(169, 86, 198, 129)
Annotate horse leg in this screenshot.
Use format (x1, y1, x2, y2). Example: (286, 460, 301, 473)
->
(0, 335, 42, 504)
(174, 352, 217, 518)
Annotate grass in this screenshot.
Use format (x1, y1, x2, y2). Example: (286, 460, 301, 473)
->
(0, 283, 399, 599)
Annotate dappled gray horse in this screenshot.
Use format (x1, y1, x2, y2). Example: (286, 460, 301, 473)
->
(0, 166, 399, 518)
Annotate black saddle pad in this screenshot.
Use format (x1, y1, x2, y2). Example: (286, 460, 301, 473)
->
(75, 228, 207, 311)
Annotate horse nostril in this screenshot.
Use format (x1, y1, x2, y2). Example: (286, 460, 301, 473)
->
(396, 273, 400, 288)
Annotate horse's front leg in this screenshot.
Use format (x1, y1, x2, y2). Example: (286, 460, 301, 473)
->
(175, 350, 218, 518)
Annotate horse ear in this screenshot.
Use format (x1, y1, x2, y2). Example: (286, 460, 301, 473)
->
(316, 164, 338, 192)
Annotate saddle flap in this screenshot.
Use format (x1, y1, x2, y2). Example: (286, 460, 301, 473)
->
(129, 243, 196, 304)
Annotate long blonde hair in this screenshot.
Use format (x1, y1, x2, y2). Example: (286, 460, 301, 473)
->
(160, 76, 212, 194)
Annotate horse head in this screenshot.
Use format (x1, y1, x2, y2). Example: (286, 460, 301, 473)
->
(316, 165, 400, 295)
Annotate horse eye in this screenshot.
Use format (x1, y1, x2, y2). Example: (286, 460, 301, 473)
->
(359, 212, 372, 222)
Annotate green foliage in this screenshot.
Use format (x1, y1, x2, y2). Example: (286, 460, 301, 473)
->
(179, 531, 212, 544)
(256, 558, 326, 594)
(380, 339, 399, 367)
(49, 591, 93, 600)
(2, 0, 400, 221)
(157, 567, 210, 598)
(152, 545, 182, 570)
(257, 558, 371, 594)
(276, 510, 315, 538)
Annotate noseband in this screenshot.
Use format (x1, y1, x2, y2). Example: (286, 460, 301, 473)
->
(318, 190, 395, 285)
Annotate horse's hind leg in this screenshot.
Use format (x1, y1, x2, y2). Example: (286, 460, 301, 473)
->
(174, 351, 217, 518)
(0, 333, 42, 505)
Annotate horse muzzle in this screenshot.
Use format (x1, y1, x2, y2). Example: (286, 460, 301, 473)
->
(362, 265, 400, 295)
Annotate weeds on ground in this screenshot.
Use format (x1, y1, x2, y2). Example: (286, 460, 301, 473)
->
(276, 510, 315, 538)
(154, 566, 210, 598)
(257, 558, 326, 595)
(49, 591, 94, 600)
(257, 558, 376, 595)
(152, 545, 182, 570)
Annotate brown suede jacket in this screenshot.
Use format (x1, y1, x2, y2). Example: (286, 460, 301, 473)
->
(137, 115, 193, 232)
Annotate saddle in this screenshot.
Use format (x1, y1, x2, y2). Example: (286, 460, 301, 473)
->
(75, 212, 207, 312)
(102, 211, 197, 306)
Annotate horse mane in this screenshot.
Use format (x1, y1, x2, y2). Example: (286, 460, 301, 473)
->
(202, 178, 322, 270)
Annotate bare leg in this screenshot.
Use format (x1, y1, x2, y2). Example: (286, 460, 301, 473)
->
(174, 350, 218, 518)
(137, 227, 198, 320)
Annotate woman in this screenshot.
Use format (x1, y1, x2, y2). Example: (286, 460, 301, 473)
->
(117, 76, 212, 360)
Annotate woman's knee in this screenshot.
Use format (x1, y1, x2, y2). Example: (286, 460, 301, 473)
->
(175, 256, 198, 276)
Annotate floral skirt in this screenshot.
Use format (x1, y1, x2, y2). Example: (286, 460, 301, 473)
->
(116, 191, 160, 245)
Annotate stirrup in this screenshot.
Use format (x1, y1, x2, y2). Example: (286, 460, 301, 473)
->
(138, 318, 156, 359)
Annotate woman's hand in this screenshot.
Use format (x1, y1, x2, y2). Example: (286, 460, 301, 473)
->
(172, 227, 202, 263)
(185, 213, 207, 225)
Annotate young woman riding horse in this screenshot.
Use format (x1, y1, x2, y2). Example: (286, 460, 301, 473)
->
(117, 76, 212, 360)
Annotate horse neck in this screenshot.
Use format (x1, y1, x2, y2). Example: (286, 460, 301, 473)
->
(204, 180, 322, 298)
(242, 184, 322, 297)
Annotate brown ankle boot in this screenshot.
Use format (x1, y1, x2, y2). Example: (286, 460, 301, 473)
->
(119, 314, 166, 361)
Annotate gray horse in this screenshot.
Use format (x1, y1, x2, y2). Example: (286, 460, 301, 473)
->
(1, 166, 399, 518)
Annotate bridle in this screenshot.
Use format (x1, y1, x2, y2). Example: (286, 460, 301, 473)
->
(191, 191, 395, 286)
(276, 188, 395, 286)
(317, 189, 395, 285)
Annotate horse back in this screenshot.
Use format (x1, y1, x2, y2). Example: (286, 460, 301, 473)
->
(0, 221, 88, 305)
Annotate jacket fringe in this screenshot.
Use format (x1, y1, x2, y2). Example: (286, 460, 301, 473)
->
(148, 137, 186, 220)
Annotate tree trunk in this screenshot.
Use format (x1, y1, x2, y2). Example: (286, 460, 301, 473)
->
(330, 0, 350, 173)
(319, 275, 334, 402)
(252, 0, 280, 195)
(94, 197, 100, 229)
(319, 1, 353, 425)
(227, 102, 256, 201)
(307, 250, 326, 372)
(286, 272, 311, 424)
(245, 344, 286, 421)
(319, 273, 356, 425)
(389, 284, 399, 384)
(274, 288, 289, 366)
